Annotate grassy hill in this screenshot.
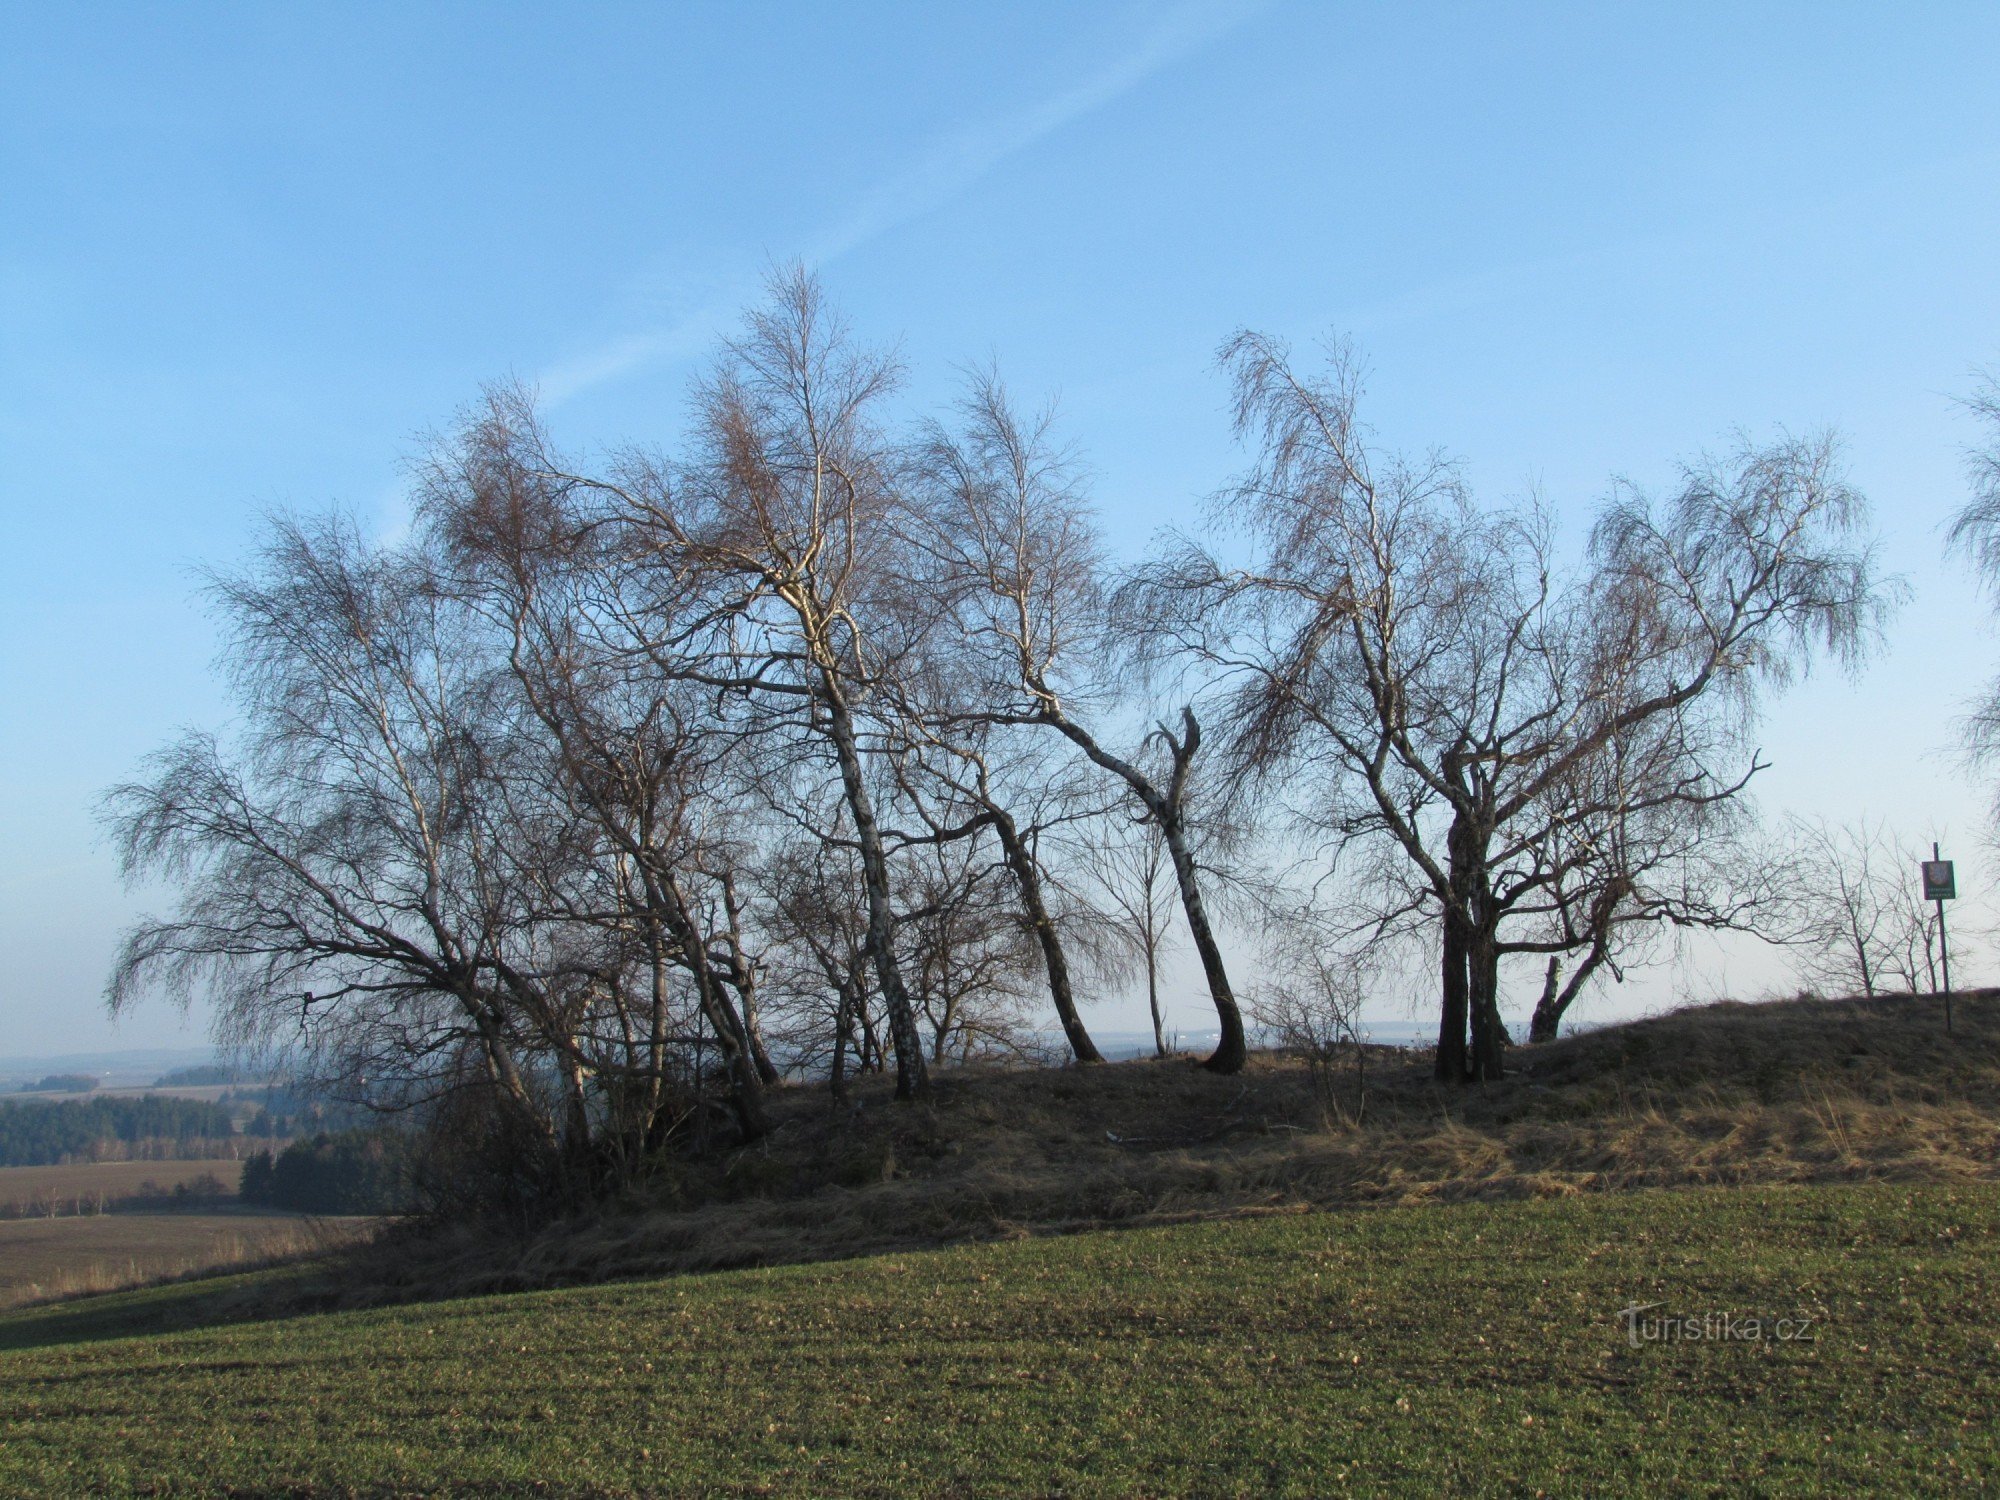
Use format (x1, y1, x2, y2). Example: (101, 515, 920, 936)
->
(0, 992, 1994, 1493)
(352, 990, 2000, 1302)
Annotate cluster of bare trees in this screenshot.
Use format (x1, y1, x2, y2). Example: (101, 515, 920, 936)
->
(1780, 817, 1949, 999)
(104, 272, 1897, 1207)
(1136, 336, 1891, 1076)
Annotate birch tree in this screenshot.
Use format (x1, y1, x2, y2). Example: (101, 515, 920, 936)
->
(1142, 334, 1896, 1080)
(913, 374, 1251, 1073)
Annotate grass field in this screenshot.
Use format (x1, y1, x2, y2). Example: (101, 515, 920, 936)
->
(0, 1180, 1993, 1495)
(0, 1213, 348, 1309)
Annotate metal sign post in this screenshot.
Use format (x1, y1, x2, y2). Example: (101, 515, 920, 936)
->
(1921, 845, 1956, 1034)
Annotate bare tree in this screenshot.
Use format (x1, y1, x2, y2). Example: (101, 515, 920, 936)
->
(913, 374, 1250, 1072)
(103, 517, 591, 1198)
(880, 701, 1109, 1064)
(417, 413, 774, 1143)
(1247, 940, 1369, 1127)
(1515, 714, 1787, 1042)
(894, 832, 1043, 1064)
(1782, 815, 1948, 998)
(476, 271, 945, 1100)
(744, 827, 860, 1083)
(1068, 811, 1180, 1057)
(1141, 334, 1897, 1081)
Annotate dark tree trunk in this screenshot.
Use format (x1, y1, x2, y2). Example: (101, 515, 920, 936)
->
(991, 808, 1102, 1064)
(1529, 957, 1564, 1045)
(1467, 916, 1506, 1082)
(1436, 904, 1470, 1084)
(1528, 942, 1609, 1044)
(1147, 942, 1166, 1058)
(1435, 805, 1474, 1084)
(857, 991, 882, 1072)
(1045, 707, 1244, 1073)
(1438, 797, 1505, 1083)
(470, 1001, 560, 1152)
(1527, 882, 1623, 1043)
(1160, 817, 1247, 1073)
(829, 976, 854, 1103)
(661, 875, 769, 1141)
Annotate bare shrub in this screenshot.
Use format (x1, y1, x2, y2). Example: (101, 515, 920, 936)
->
(1249, 951, 1368, 1128)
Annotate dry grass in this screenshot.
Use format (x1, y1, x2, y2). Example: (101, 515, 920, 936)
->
(0, 1212, 372, 1309)
(343, 989, 2000, 1304)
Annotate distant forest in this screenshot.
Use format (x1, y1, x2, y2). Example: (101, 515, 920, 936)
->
(241, 1130, 411, 1215)
(14, 1073, 99, 1094)
(152, 1064, 242, 1087)
(0, 1095, 237, 1166)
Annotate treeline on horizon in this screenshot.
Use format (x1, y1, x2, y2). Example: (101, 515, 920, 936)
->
(153, 1063, 265, 1088)
(0, 1095, 238, 1167)
(102, 268, 1998, 1219)
(13, 1073, 100, 1094)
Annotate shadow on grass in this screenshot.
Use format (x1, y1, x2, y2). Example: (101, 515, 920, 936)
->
(0, 1272, 326, 1353)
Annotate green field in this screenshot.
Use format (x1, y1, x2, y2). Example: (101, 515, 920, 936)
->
(0, 1180, 1993, 1496)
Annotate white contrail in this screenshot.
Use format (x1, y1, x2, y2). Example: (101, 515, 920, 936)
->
(538, 0, 1266, 405)
(805, 0, 1263, 265)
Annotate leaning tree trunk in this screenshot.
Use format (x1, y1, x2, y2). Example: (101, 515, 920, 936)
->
(991, 808, 1102, 1064)
(720, 874, 781, 1085)
(469, 1001, 559, 1152)
(1528, 945, 1607, 1044)
(1527, 883, 1623, 1043)
(821, 675, 930, 1101)
(1160, 816, 1247, 1074)
(1529, 957, 1565, 1046)
(1043, 708, 1245, 1074)
(660, 876, 770, 1141)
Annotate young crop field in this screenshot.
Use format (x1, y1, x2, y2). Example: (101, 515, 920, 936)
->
(0, 1180, 1992, 1496)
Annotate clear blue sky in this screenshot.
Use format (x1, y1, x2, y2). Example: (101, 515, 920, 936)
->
(5, 2, 1999, 1055)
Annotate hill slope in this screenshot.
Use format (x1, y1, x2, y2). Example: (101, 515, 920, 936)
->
(363, 991, 2000, 1301)
(2, 1181, 1994, 1495)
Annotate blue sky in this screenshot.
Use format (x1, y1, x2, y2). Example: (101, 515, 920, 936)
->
(4, 2, 1999, 1055)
